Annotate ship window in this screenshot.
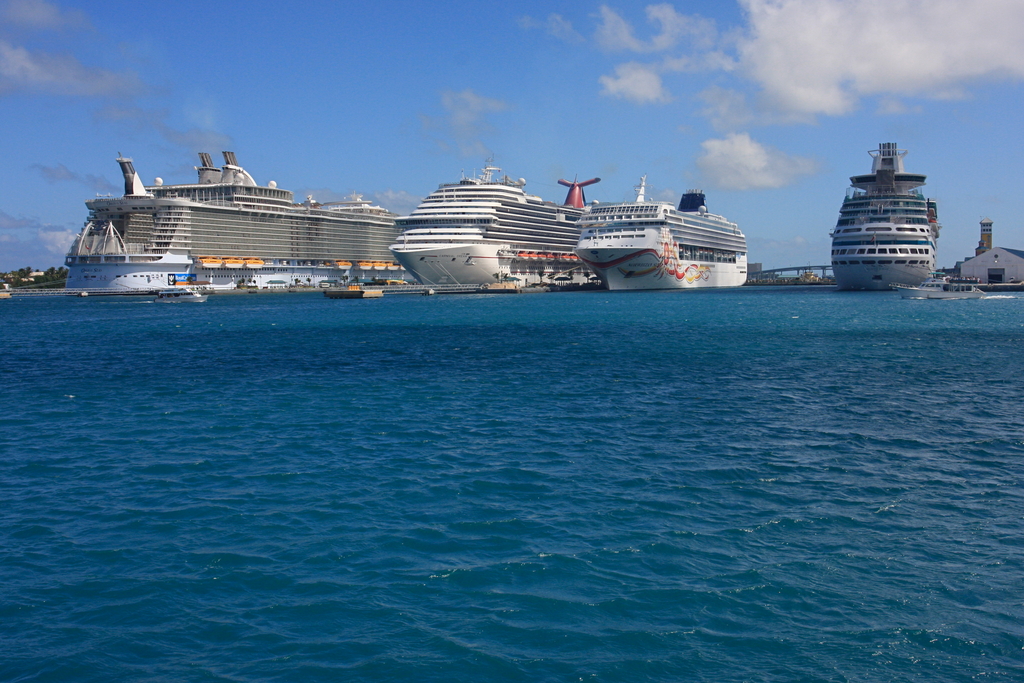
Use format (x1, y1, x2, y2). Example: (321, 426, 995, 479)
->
(894, 260, 907, 264)
(877, 260, 892, 264)
(867, 249, 876, 254)
(861, 260, 876, 264)
(847, 260, 859, 264)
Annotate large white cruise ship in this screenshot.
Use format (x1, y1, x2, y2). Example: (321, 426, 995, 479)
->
(831, 143, 940, 290)
(389, 161, 598, 286)
(65, 152, 401, 290)
(574, 177, 747, 291)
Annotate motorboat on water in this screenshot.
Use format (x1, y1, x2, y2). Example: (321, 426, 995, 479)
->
(155, 287, 208, 302)
(894, 275, 985, 299)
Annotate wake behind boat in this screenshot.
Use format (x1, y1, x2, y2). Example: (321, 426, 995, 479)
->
(895, 275, 985, 299)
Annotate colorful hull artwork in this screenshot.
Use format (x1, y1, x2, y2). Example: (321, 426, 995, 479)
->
(583, 227, 744, 291)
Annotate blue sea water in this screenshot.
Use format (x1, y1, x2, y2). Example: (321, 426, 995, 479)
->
(1, 287, 1022, 682)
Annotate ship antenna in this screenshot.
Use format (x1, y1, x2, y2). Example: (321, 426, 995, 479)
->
(557, 175, 601, 208)
(634, 175, 647, 202)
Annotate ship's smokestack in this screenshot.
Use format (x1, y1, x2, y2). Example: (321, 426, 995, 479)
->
(196, 152, 221, 184)
(678, 190, 707, 213)
(558, 177, 601, 209)
(116, 154, 149, 196)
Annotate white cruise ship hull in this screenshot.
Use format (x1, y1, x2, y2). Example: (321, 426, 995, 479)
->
(575, 188, 748, 293)
(833, 259, 932, 290)
(66, 256, 382, 291)
(390, 242, 506, 285)
(390, 162, 594, 287)
(579, 242, 747, 291)
(66, 253, 194, 290)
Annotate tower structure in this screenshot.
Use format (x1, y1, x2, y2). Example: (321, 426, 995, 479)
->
(976, 217, 993, 256)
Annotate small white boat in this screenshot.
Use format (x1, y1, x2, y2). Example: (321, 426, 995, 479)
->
(894, 276, 985, 299)
(155, 287, 208, 303)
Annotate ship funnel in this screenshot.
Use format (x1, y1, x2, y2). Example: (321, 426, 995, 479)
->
(869, 142, 907, 173)
(196, 151, 221, 184)
(117, 155, 149, 196)
(558, 176, 601, 209)
(678, 190, 706, 213)
(218, 150, 256, 186)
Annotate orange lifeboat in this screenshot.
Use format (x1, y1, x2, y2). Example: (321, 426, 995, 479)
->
(198, 256, 222, 268)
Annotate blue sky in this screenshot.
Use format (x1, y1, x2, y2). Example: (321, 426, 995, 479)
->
(2, 0, 1023, 271)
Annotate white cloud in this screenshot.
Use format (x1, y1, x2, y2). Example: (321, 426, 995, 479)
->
(595, 4, 715, 53)
(33, 163, 117, 193)
(696, 132, 818, 190)
(422, 89, 509, 158)
(369, 189, 422, 217)
(0, 209, 33, 231)
(546, 14, 584, 43)
(520, 14, 585, 43)
(698, 85, 815, 130)
(0, 0, 90, 31)
(698, 86, 754, 131)
(875, 97, 922, 115)
(595, 5, 727, 104)
(0, 39, 141, 97)
(595, 5, 646, 52)
(38, 227, 74, 254)
(737, 0, 1024, 116)
(95, 106, 232, 152)
(0, 210, 74, 270)
(599, 62, 669, 103)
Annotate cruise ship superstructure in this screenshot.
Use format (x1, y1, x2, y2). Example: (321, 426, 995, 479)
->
(574, 177, 747, 291)
(66, 152, 401, 290)
(389, 162, 598, 286)
(831, 143, 940, 290)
